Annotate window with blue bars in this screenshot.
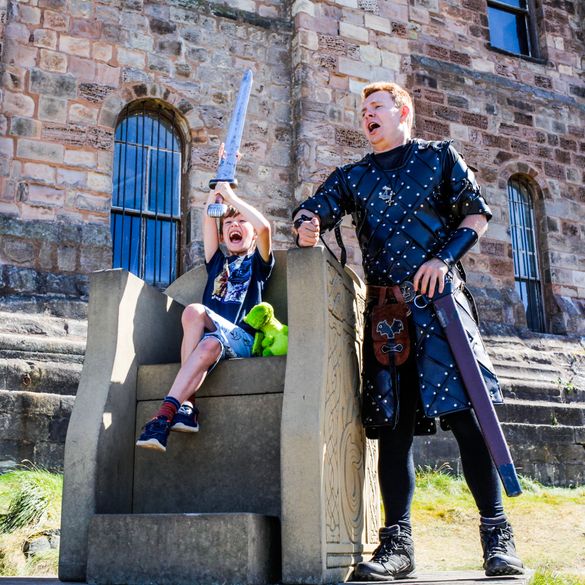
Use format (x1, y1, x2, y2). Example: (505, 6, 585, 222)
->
(486, 0, 539, 58)
(111, 104, 183, 288)
(507, 177, 546, 332)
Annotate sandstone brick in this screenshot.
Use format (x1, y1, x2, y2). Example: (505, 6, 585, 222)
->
(68, 56, 96, 82)
(116, 47, 145, 68)
(2, 67, 27, 93)
(340, 21, 369, 43)
(18, 4, 41, 24)
(92, 42, 113, 63)
(29, 69, 77, 98)
(381, 50, 401, 71)
(20, 205, 56, 220)
(58, 246, 78, 271)
(44, 10, 69, 31)
(364, 13, 391, 33)
(87, 172, 111, 192)
(64, 149, 97, 169)
(70, 17, 101, 39)
(17, 140, 64, 164)
(68, 103, 98, 124)
(338, 56, 370, 79)
(39, 96, 68, 123)
(33, 29, 58, 50)
(23, 162, 57, 184)
(60, 35, 91, 57)
(291, 0, 315, 17)
(5, 22, 30, 43)
(9, 117, 41, 138)
(3, 41, 38, 68)
(0, 138, 15, 159)
(3, 91, 35, 118)
(2, 238, 35, 264)
(69, 0, 93, 18)
(72, 191, 110, 213)
(360, 45, 381, 65)
(19, 182, 65, 207)
(57, 168, 87, 188)
(40, 49, 68, 73)
(95, 63, 121, 86)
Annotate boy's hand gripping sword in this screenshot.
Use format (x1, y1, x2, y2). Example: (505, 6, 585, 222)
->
(432, 282, 522, 497)
(207, 69, 253, 218)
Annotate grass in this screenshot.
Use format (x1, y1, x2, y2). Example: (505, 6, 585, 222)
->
(411, 465, 585, 583)
(0, 465, 582, 581)
(0, 464, 62, 577)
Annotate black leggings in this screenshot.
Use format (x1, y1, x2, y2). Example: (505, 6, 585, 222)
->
(377, 366, 504, 531)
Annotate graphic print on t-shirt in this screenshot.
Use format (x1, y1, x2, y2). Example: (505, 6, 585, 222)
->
(211, 256, 251, 304)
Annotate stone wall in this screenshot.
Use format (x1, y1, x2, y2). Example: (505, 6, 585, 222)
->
(290, 0, 584, 334)
(0, 0, 293, 299)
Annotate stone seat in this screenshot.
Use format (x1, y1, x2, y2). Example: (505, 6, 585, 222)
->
(60, 247, 380, 585)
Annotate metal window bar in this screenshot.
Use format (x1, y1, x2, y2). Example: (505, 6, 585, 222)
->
(111, 106, 182, 288)
(507, 178, 546, 332)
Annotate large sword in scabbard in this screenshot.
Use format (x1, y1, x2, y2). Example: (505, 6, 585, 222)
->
(207, 69, 253, 217)
(432, 283, 522, 497)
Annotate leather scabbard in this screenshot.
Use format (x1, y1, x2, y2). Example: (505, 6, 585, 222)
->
(433, 283, 522, 497)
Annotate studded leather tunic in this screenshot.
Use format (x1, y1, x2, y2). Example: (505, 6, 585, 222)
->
(294, 139, 503, 435)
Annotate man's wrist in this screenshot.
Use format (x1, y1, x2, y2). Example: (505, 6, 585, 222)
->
(435, 227, 478, 268)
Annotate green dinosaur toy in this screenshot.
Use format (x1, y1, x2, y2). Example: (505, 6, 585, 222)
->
(243, 302, 288, 357)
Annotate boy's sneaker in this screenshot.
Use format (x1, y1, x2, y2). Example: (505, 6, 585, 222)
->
(170, 404, 200, 433)
(136, 416, 171, 452)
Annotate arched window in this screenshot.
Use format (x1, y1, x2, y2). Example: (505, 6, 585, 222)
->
(507, 176, 546, 332)
(111, 103, 182, 288)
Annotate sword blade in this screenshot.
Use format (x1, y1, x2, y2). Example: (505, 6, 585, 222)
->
(433, 291, 522, 497)
(209, 69, 253, 189)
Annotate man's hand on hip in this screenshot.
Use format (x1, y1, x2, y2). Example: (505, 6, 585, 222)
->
(413, 258, 448, 298)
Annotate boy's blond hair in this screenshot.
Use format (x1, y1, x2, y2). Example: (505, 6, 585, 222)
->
(361, 82, 415, 130)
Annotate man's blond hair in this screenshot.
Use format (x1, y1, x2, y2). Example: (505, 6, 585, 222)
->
(361, 82, 414, 130)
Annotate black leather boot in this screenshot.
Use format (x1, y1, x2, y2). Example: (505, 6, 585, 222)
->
(480, 519, 525, 576)
(353, 525, 416, 581)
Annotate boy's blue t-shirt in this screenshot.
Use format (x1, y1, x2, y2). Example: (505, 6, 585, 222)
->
(202, 248, 274, 328)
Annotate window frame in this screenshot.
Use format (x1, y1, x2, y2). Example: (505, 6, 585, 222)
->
(507, 176, 547, 333)
(111, 101, 185, 289)
(486, 0, 541, 60)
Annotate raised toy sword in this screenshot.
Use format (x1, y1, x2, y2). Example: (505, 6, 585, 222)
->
(433, 283, 522, 497)
(207, 69, 254, 217)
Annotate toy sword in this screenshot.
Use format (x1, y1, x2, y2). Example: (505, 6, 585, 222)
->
(433, 283, 522, 497)
(207, 69, 253, 217)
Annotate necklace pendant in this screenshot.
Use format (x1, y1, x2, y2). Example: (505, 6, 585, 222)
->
(379, 185, 395, 205)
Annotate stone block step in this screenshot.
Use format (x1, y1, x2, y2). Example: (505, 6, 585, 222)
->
(499, 398, 585, 427)
(0, 310, 87, 339)
(86, 513, 280, 585)
(0, 389, 74, 471)
(0, 332, 86, 361)
(498, 377, 585, 403)
(0, 358, 81, 395)
(137, 354, 286, 401)
(0, 294, 88, 320)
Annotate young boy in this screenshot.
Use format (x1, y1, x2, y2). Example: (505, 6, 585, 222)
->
(136, 180, 273, 452)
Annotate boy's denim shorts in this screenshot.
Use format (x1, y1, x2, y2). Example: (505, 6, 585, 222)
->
(202, 307, 254, 371)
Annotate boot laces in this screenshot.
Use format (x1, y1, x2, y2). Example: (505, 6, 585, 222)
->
(485, 525, 513, 556)
(372, 533, 409, 564)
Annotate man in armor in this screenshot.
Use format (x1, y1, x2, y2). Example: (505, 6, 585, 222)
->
(292, 82, 524, 580)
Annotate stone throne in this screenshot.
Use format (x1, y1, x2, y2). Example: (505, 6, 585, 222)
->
(59, 247, 380, 585)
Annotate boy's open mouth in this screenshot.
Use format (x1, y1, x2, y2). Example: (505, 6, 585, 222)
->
(228, 231, 242, 243)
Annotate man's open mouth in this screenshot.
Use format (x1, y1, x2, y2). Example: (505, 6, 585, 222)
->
(368, 122, 380, 132)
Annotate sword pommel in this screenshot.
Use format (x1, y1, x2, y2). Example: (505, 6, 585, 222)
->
(498, 463, 522, 497)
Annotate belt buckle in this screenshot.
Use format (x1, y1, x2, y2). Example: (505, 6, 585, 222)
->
(399, 281, 416, 303)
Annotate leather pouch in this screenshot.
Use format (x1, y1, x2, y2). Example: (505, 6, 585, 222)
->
(371, 302, 410, 367)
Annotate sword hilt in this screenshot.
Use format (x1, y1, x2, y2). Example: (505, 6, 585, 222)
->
(207, 194, 229, 218)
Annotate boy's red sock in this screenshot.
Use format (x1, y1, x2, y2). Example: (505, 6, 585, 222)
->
(155, 396, 181, 421)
